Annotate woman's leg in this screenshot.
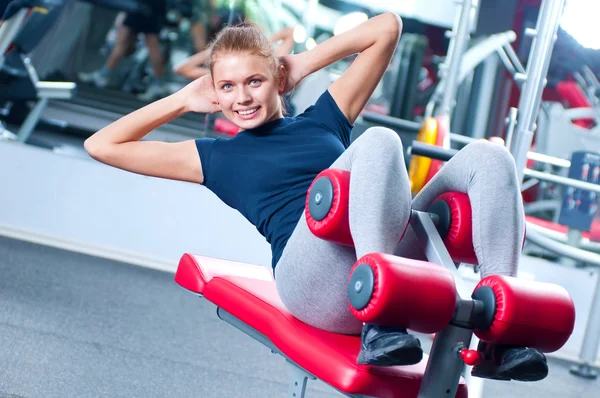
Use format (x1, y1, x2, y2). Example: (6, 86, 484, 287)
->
(275, 127, 412, 335)
(396, 141, 549, 381)
(105, 25, 135, 70)
(276, 127, 421, 366)
(395, 140, 524, 278)
(191, 21, 208, 52)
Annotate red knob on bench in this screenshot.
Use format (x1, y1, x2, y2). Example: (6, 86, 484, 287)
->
(459, 349, 481, 366)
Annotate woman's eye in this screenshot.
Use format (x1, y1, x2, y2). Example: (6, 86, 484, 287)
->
(250, 79, 261, 86)
(222, 84, 232, 90)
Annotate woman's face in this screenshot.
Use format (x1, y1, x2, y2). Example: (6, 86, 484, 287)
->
(212, 52, 284, 130)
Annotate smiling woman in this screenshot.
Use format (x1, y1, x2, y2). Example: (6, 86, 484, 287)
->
(207, 23, 288, 129)
(83, 11, 410, 360)
(83, 13, 545, 378)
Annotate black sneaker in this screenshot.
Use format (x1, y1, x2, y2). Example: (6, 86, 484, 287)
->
(471, 342, 548, 382)
(356, 324, 423, 366)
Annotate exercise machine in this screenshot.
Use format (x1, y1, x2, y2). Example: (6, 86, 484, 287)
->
(385, 33, 429, 121)
(410, 134, 600, 381)
(174, 166, 575, 398)
(0, 0, 76, 143)
(172, 0, 579, 395)
(0, 0, 158, 143)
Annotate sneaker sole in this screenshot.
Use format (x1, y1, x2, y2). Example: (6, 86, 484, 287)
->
(498, 352, 548, 382)
(471, 365, 511, 381)
(357, 342, 423, 367)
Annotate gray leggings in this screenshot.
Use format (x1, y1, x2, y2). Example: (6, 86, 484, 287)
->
(275, 127, 524, 335)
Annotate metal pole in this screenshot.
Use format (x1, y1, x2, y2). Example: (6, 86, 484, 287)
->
(560, 229, 582, 268)
(436, 0, 474, 119)
(447, 132, 570, 167)
(17, 98, 48, 143)
(509, 0, 566, 182)
(570, 271, 600, 379)
(526, 151, 570, 168)
(525, 228, 600, 266)
(417, 324, 473, 398)
(524, 169, 600, 194)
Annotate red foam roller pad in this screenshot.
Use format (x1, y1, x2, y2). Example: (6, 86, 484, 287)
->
(473, 275, 576, 353)
(305, 169, 353, 246)
(349, 253, 457, 334)
(434, 192, 478, 265)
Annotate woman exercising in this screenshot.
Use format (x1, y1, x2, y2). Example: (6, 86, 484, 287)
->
(84, 13, 547, 381)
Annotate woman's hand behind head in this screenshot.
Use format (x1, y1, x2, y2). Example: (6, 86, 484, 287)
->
(279, 54, 307, 95)
(179, 75, 221, 114)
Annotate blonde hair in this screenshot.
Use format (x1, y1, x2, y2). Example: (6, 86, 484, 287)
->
(208, 22, 288, 113)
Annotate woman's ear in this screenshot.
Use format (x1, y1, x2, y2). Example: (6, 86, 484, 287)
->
(278, 64, 287, 94)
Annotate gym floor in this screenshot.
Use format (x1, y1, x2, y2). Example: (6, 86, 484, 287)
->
(0, 235, 598, 398)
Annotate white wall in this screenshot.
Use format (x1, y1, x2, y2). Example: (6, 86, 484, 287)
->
(0, 141, 272, 272)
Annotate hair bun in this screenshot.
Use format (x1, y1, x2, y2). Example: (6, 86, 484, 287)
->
(233, 20, 259, 29)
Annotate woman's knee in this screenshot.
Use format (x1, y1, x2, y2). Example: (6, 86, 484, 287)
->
(355, 127, 404, 159)
(361, 126, 402, 145)
(464, 140, 519, 184)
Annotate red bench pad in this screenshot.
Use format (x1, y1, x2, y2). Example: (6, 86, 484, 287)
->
(175, 254, 468, 398)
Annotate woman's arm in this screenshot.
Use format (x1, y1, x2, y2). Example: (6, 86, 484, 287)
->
(173, 48, 211, 80)
(270, 26, 295, 57)
(84, 76, 220, 184)
(292, 13, 402, 124)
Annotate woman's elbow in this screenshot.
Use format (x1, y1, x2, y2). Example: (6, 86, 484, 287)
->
(382, 12, 402, 39)
(172, 63, 186, 77)
(84, 137, 109, 162)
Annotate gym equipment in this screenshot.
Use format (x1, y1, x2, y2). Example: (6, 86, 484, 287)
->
(214, 117, 239, 137)
(555, 151, 600, 379)
(0, 0, 76, 143)
(592, 212, 600, 243)
(572, 66, 600, 110)
(558, 152, 600, 231)
(507, 0, 566, 181)
(0, 0, 164, 142)
(555, 81, 595, 128)
(424, 0, 474, 122)
(409, 138, 600, 380)
(398, 114, 569, 195)
(536, 101, 600, 162)
(420, 1, 516, 132)
(360, 0, 563, 182)
(361, 0, 482, 130)
(407, 116, 450, 195)
(175, 168, 576, 398)
(367, 113, 571, 168)
(369, 0, 567, 187)
(387, 34, 428, 120)
(409, 141, 600, 196)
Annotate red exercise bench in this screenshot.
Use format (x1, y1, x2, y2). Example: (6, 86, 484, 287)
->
(175, 169, 576, 398)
